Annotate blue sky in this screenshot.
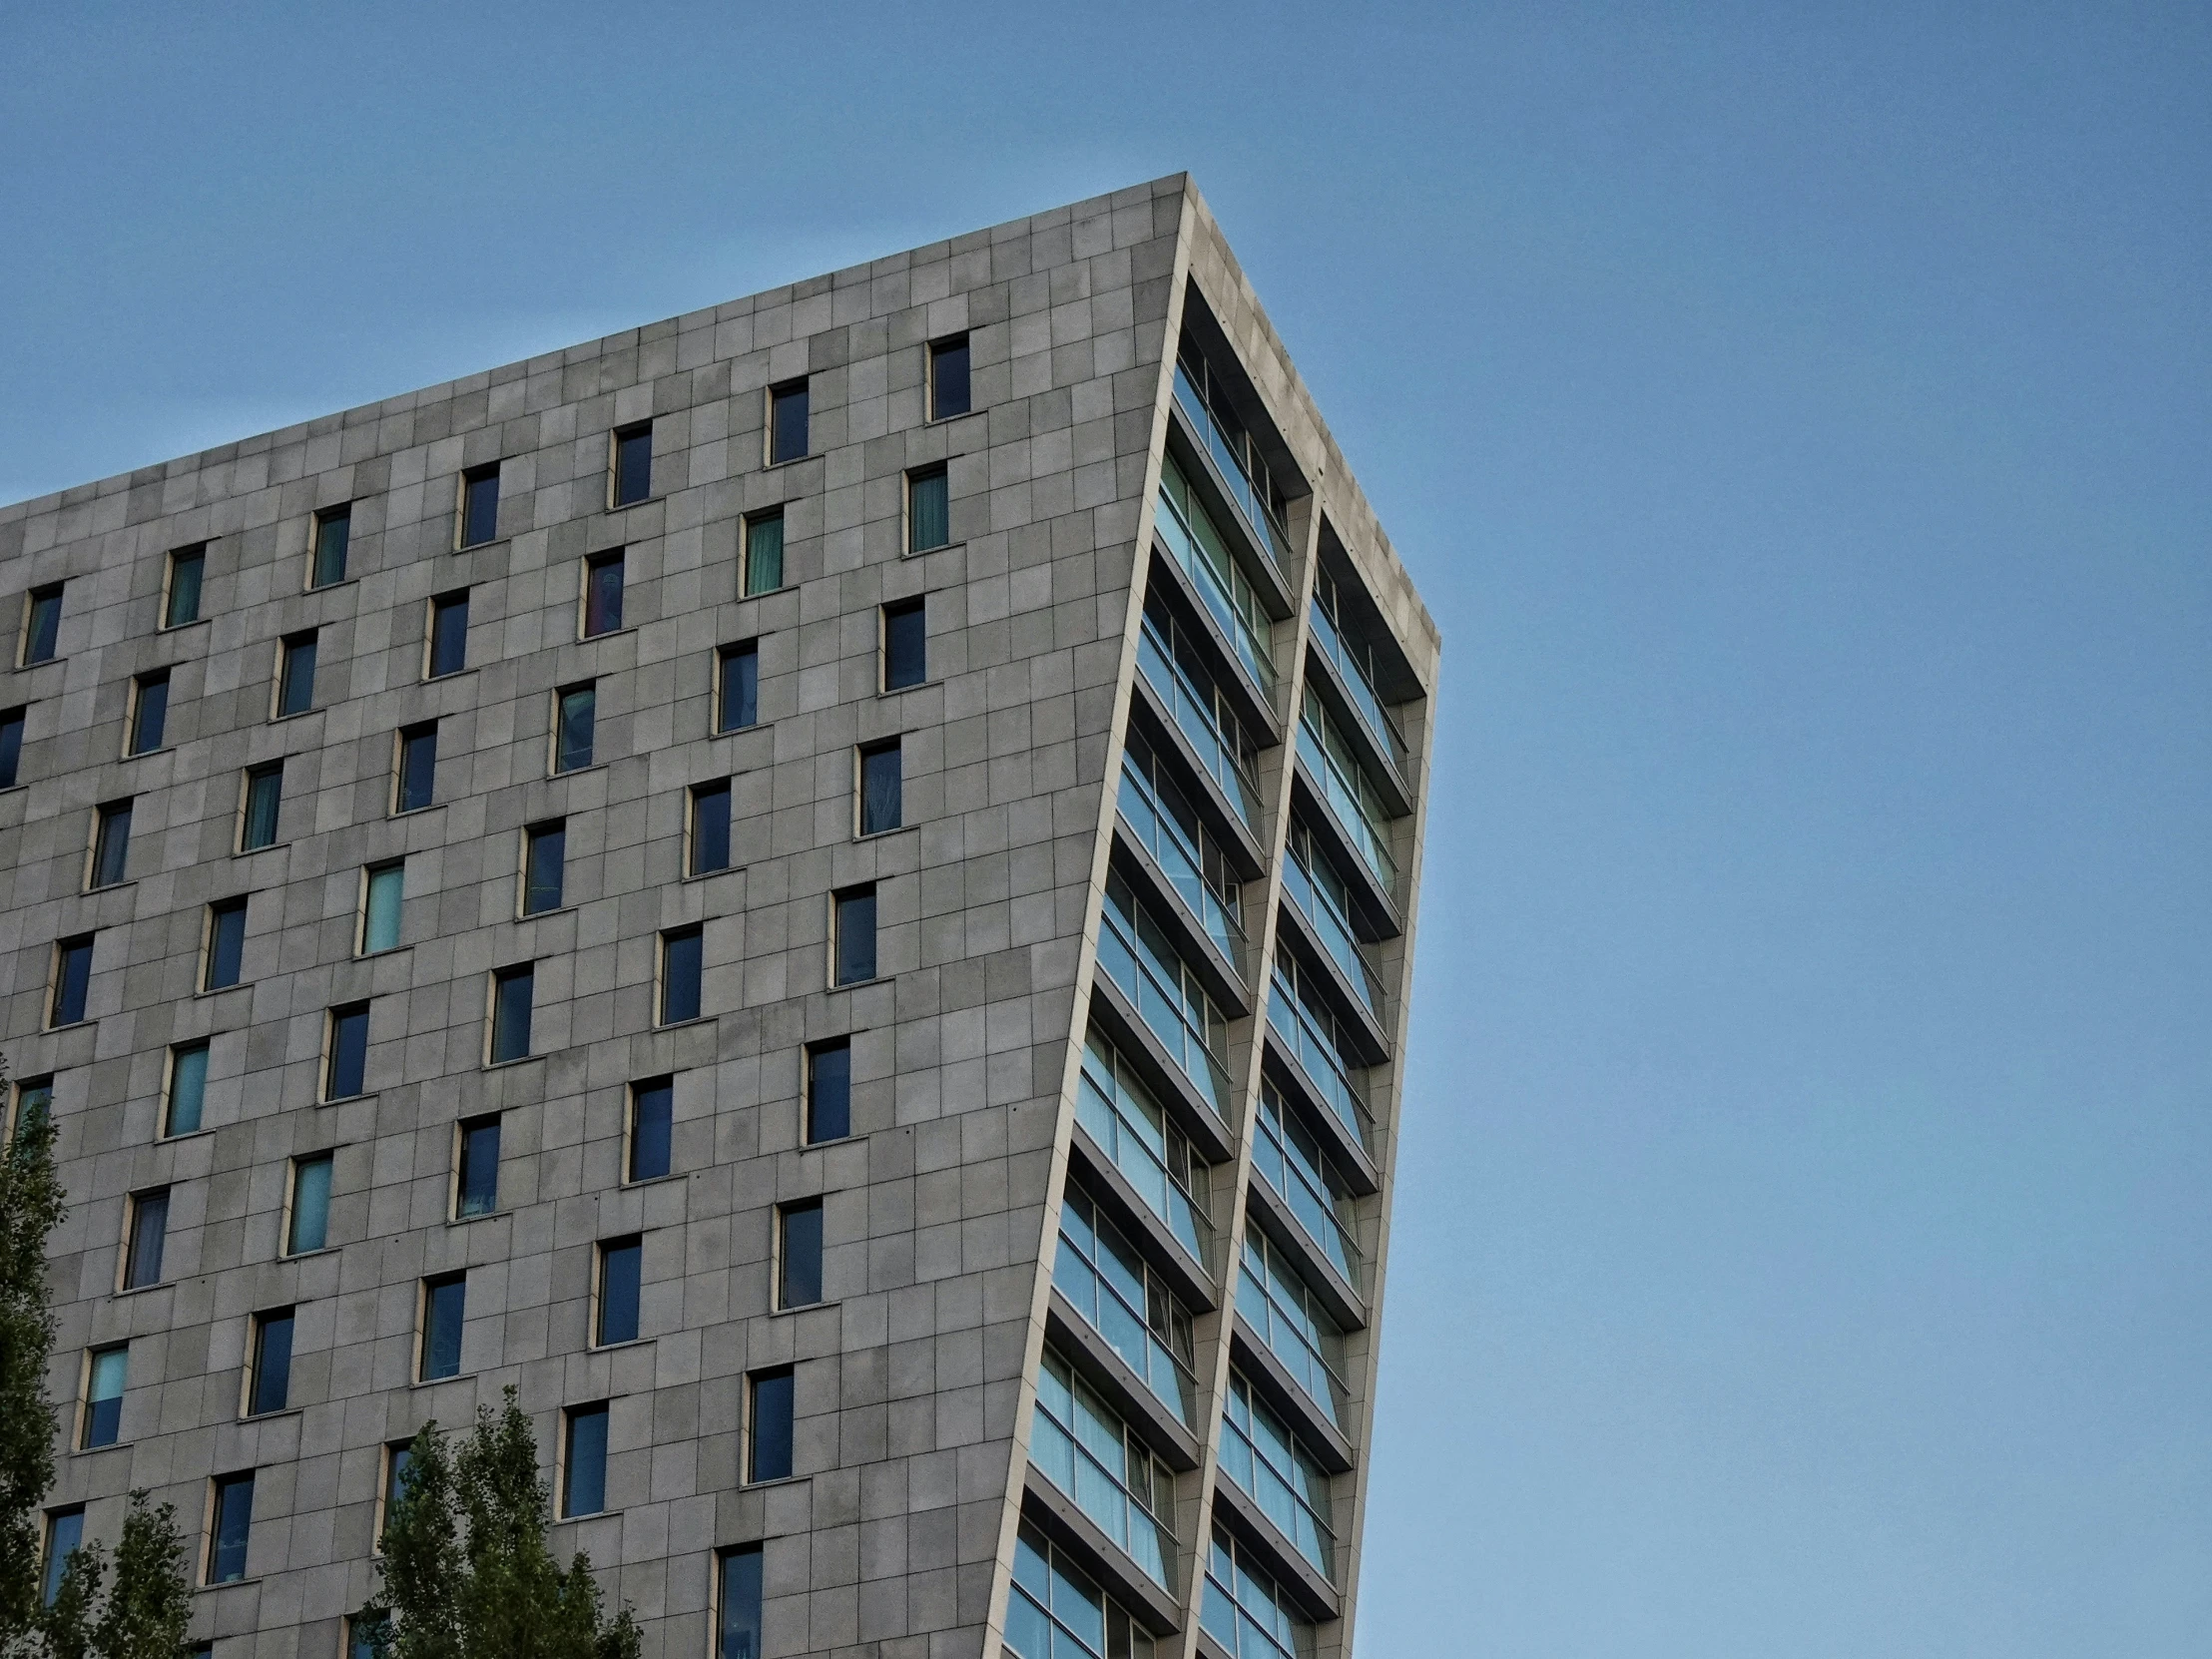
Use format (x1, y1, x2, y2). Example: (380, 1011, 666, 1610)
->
(5, 3, 2206, 1652)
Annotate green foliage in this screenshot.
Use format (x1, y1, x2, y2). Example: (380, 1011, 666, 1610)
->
(89, 1495, 190, 1659)
(0, 1067, 65, 1651)
(367, 1389, 639, 1659)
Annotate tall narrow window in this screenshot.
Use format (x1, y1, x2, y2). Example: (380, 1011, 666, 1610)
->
(554, 683, 596, 773)
(716, 1545, 764, 1659)
(857, 741, 901, 835)
(0, 707, 23, 788)
(832, 885, 876, 986)
(379, 1442, 413, 1547)
(455, 1116, 500, 1217)
(395, 723, 437, 813)
(310, 506, 351, 588)
(562, 1403, 609, 1517)
(906, 465, 949, 553)
(286, 1154, 332, 1256)
(165, 1041, 209, 1137)
(52, 934, 94, 1026)
(881, 598, 925, 691)
(207, 1473, 254, 1583)
(325, 1003, 370, 1101)
(596, 1236, 642, 1347)
(743, 512, 784, 596)
(928, 334, 971, 420)
(361, 862, 404, 953)
(659, 926, 703, 1025)
(717, 642, 759, 732)
(489, 965, 534, 1062)
(420, 1274, 465, 1381)
(165, 546, 205, 628)
(82, 1347, 128, 1448)
(747, 1368, 795, 1483)
(127, 671, 170, 756)
(805, 1040, 850, 1144)
(22, 586, 62, 666)
(460, 464, 501, 547)
(522, 821, 566, 914)
(205, 898, 248, 990)
(583, 551, 625, 638)
(241, 763, 282, 850)
(89, 800, 132, 887)
(427, 590, 469, 678)
(276, 632, 317, 718)
(348, 1612, 391, 1659)
(769, 379, 809, 464)
(689, 781, 732, 875)
(628, 1078, 673, 1183)
(12, 1077, 55, 1140)
(44, 1510, 83, 1604)
(777, 1200, 824, 1310)
(612, 422, 653, 507)
(248, 1310, 294, 1415)
(123, 1188, 169, 1290)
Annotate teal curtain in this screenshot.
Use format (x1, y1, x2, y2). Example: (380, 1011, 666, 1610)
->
(746, 514, 785, 594)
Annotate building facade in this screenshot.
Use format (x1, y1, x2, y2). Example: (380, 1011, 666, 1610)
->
(0, 176, 1436, 1659)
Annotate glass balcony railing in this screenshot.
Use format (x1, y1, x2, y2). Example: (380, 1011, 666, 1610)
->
(1101, 872, 1235, 1119)
(1266, 953, 1371, 1151)
(1032, 1345, 1179, 1589)
(1252, 1076, 1363, 1290)
(1156, 453, 1277, 698)
(1281, 823, 1386, 1028)
(1077, 1030, 1212, 1266)
(1240, 1228, 1354, 1434)
(1220, 1370, 1336, 1583)
(1173, 347, 1297, 571)
(1057, 1182, 1201, 1429)
(1119, 729, 1245, 971)
(1310, 575, 1407, 782)
(1299, 686, 1397, 897)
(1136, 600, 1265, 837)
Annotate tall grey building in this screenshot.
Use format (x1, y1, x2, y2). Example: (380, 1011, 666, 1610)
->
(2, 176, 1435, 1659)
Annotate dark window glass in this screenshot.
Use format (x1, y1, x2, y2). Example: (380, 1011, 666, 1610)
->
(421, 1274, 465, 1380)
(907, 467, 949, 553)
(165, 1042, 209, 1136)
(349, 1613, 390, 1659)
(613, 423, 653, 506)
(287, 1155, 331, 1256)
(326, 1004, 369, 1100)
(241, 764, 282, 849)
(743, 513, 784, 596)
(769, 381, 809, 464)
(690, 782, 731, 874)
(208, 1474, 254, 1583)
(806, 1040, 850, 1144)
(583, 552, 625, 637)
(165, 547, 205, 628)
(382, 1442, 413, 1544)
(90, 801, 132, 887)
(660, 927, 702, 1025)
(52, 934, 94, 1025)
(929, 335, 970, 420)
(555, 685, 595, 772)
(129, 672, 170, 755)
(456, 1117, 500, 1217)
(361, 863, 404, 953)
(858, 742, 901, 835)
(522, 821, 566, 914)
(396, 724, 437, 813)
(597, 1237, 642, 1346)
(562, 1404, 609, 1517)
(124, 1189, 168, 1289)
(629, 1079, 673, 1182)
(747, 1369, 794, 1482)
(206, 899, 247, 990)
(718, 643, 759, 731)
(250, 1310, 294, 1415)
(779, 1200, 824, 1309)
(461, 466, 500, 547)
(276, 633, 317, 718)
(718, 1546, 764, 1659)
(311, 507, 351, 588)
(882, 598, 925, 691)
(833, 886, 876, 986)
(0, 707, 23, 789)
(24, 587, 62, 665)
(43, 1509, 83, 1605)
(490, 966, 533, 1062)
(428, 591, 469, 677)
(83, 1347, 127, 1448)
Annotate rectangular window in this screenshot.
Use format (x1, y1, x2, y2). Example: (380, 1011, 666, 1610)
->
(522, 821, 566, 915)
(207, 1473, 254, 1583)
(276, 632, 317, 718)
(51, 934, 94, 1026)
(456, 1116, 500, 1217)
(240, 763, 282, 850)
(360, 861, 404, 954)
(419, 1273, 465, 1381)
(628, 1078, 673, 1183)
(562, 1403, 609, 1517)
(395, 723, 437, 813)
(554, 683, 595, 773)
(489, 965, 533, 1062)
(612, 422, 653, 507)
(768, 379, 809, 464)
(689, 781, 732, 875)
(460, 464, 500, 548)
(717, 642, 759, 731)
(805, 1039, 850, 1145)
(379, 1442, 413, 1548)
(716, 1545, 764, 1659)
(659, 926, 703, 1025)
(582, 551, 625, 638)
(747, 1368, 795, 1483)
(906, 465, 949, 553)
(10, 1077, 55, 1144)
(777, 1200, 824, 1310)
(164, 546, 205, 628)
(165, 1041, 209, 1137)
(123, 1188, 169, 1290)
(0, 706, 23, 788)
(348, 1612, 390, 1659)
(857, 741, 901, 835)
(128, 671, 170, 755)
(928, 334, 970, 420)
(82, 1346, 127, 1448)
(310, 506, 351, 588)
(43, 1509, 83, 1604)
(881, 597, 925, 691)
(742, 512, 784, 597)
(22, 585, 62, 666)
(205, 898, 248, 990)
(325, 1003, 370, 1101)
(832, 885, 876, 986)
(89, 799, 132, 887)
(248, 1309, 294, 1415)
(286, 1154, 332, 1256)
(595, 1236, 642, 1347)
(427, 590, 469, 678)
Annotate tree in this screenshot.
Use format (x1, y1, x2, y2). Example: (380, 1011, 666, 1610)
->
(367, 1389, 639, 1659)
(39, 1494, 190, 1659)
(0, 1067, 66, 1652)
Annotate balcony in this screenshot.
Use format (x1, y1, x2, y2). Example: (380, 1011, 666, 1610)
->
(1238, 1227, 1354, 1437)
(1056, 1181, 1202, 1432)
(1154, 453, 1278, 711)
(1297, 686, 1398, 901)
(1250, 1075, 1366, 1297)
(1136, 598, 1267, 842)
(1173, 345, 1298, 573)
(1279, 822, 1388, 1034)
(1075, 1029, 1214, 1274)
(1030, 1344, 1179, 1591)
(1265, 952, 1372, 1156)
(1309, 572, 1409, 791)
(1099, 872, 1235, 1121)
(1117, 729, 1247, 982)
(1218, 1369, 1337, 1586)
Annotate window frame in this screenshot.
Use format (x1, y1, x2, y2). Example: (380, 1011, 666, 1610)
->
(716, 640, 760, 732)
(121, 1186, 170, 1292)
(552, 682, 596, 774)
(581, 548, 626, 639)
(560, 1401, 611, 1518)
(246, 1307, 295, 1417)
(88, 798, 133, 889)
(51, 932, 95, 1026)
(520, 819, 567, 916)
(658, 925, 704, 1026)
(283, 1153, 334, 1258)
(458, 463, 502, 549)
(309, 504, 352, 590)
(488, 964, 534, 1064)
(127, 670, 170, 756)
(610, 421, 654, 508)
(594, 1234, 644, 1348)
(274, 630, 317, 719)
(426, 589, 470, 679)
(21, 584, 63, 667)
(776, 1198, 825, 1311)
(163, 545, 206, 629)
(239, 762, 283, 851)
(745, 1366, 796, 1483)
(203, 897, 248, 992)
(627, 1076, 674, 1184)
(163, 1040, 210, 1138)
(856, 740, 902, 836)
(0, 705, 25, 789)
(904, 463, 950, 554)
(324, 1002, 371, 1102)
(454, 1115, 501, 1219)
(830, 884, 877, 986)
(804, 1038, 851, 1145)
(418, 1272, 466, 1382)
(767, 378, 810, 465)
(80, 1344, 128, 1449)
(741, 510, 785, 597)
(927, 333, 971, 421)
(393, 722, 438, 814)
(688, 780, 733, 876)
(359, 860, 405, 955)
(880, 597, 926, 692)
